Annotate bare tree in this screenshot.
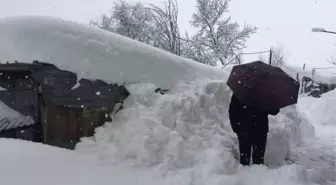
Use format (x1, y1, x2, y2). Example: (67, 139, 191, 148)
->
(327, 53, 336, 65)
(270, 44, 286, 67)
(189, 0, 256, 65)
(149, 0, 182, 55)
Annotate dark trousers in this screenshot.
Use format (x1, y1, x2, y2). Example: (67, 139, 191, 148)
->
(237, 132, 267, 166)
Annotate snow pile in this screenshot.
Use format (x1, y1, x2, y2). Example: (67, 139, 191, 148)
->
(0, 16, 226, 89)
(76, 79, 315, 184)
(298, 90, 336, 126)
(0, 101, 34, 131)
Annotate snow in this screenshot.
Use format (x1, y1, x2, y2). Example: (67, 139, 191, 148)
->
(298, 90, 336, 127)
(76, 79, 318, 184)
(0, 16, 226, 89)
(0, 86, 6, 91)
(293, 90, 336, 184)
(0, 138, 137, 185)
(0, 16, 333, 185)
(0, 138, 322, 185)
(0, 101, 34, 131)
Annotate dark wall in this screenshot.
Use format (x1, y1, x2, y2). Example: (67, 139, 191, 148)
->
(0, 126, 34, 141)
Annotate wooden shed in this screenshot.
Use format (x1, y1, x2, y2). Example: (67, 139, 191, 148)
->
(0, 61, 129, 149)
(40, 101, 114, 149)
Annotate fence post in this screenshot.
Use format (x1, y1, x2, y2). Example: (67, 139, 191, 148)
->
(269, 49, 272, 65)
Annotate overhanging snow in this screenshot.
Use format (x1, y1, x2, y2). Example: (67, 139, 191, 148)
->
(0, 16, 226, 89)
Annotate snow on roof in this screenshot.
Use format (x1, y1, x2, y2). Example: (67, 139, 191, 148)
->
(0, 16, 226, 89)
(281, 65, 336, 84)
(0, 101, 34, 131)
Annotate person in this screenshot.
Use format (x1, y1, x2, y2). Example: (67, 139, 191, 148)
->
(228, 94, 279, 166)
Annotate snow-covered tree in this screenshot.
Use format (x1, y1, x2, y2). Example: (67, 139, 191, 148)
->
(149, 0, 182, 55)
(90, 1, 156, 45)
(188, 0, 256, 66)
(91, 0, 183, 56)
(182, 33, 217, 65)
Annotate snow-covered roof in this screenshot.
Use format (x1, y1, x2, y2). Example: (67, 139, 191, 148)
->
(0, 101, 34, 132)
(0, 16, 226, 89)
(281, 65, 336, 84)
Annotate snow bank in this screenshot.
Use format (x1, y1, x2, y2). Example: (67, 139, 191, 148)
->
(0, 16, 226, 89)
(298, 90, 336, 127)
(76, 79, 315, 184)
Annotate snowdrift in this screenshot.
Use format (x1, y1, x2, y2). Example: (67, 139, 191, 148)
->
(0, 16, 226, 89)
(76, 79, 315, 184)
(298, 90, 336, 127)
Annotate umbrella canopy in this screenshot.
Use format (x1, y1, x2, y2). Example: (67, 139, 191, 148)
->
(226, 61, 300, 111)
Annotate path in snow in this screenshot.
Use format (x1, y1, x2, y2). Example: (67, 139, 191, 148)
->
(288, 125, 336, 184)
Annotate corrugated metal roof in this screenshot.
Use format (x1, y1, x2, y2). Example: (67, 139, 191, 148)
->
(0, 117, 35, 132)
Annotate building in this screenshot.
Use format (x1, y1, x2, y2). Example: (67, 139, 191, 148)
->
(0, 61, 129, 149)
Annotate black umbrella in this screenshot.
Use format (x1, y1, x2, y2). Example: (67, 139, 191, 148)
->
(226, 61, 300, 111)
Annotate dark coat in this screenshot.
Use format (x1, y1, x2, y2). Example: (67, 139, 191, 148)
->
(228, 94, 279, 134)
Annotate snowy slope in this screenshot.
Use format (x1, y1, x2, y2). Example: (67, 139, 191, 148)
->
(0, 16, 226, 89)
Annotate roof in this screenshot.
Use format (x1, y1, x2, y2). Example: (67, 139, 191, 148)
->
(0, 61, 129, 131)
(0, 117, 35, 132)
(0, 100, 34, 132)
(0, 61, 55, 72)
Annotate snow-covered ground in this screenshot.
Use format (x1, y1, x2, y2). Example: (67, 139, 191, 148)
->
(0, 138, 319, 185)
(0, 16, 335, 185)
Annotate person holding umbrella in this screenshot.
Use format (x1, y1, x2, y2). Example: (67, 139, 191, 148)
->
(226, 61, 300, 166)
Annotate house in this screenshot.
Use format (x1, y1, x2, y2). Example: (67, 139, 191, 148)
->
(0, 61, 129, 149)
(301, 76, 336, 97)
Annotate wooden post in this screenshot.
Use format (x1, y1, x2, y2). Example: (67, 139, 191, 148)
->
(269, 49, 272, 65)
(312, 68, 316, 85)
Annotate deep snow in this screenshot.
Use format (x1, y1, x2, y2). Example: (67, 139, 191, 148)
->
(0, 139, 145, 185)
(293, 90, 336, 184)
(0, 138, 321, 185)
(0, 16, 333, 185)
(298, 90, 336, 128)
(76, 79, 318, 184)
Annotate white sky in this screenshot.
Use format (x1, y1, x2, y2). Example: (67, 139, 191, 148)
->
(0, 0, 336, 72)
